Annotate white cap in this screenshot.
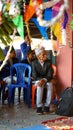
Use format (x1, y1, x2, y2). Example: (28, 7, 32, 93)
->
(35, 46, 45, 56)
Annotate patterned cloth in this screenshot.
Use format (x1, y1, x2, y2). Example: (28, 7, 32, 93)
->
(42, 117, 73, 130)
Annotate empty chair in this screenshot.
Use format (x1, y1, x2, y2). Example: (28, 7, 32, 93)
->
(8, 63, 31, 107)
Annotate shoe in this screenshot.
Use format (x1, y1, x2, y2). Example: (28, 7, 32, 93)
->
(36, 107, 43, 115)
(43, 106, 49, 114)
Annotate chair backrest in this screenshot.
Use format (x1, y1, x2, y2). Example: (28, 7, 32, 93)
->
(52, 64, 57, 77)
(10, 63, 31, 85)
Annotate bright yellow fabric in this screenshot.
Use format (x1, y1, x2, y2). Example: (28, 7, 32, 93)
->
(52, 22, 62, 43)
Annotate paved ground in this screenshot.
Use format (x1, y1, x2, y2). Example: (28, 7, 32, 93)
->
(0, 90, 60, 130)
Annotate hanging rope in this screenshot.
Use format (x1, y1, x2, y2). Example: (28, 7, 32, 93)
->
(25, 22, 32, 43)
(51, 28, 60, 56)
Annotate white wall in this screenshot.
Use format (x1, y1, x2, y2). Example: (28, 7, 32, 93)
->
(0, 36, 53, 50)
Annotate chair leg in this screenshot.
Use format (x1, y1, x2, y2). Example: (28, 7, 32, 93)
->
(0, 84, 1, 100)
(8, 86, 14, 107)
(1, 81, 6, 104)
(18, 87, 21, 102)
(12, 88, 15, 104)
(25, 88, 31, 108)
(2, 86, 5, 104)
(32, 85, 37, 109)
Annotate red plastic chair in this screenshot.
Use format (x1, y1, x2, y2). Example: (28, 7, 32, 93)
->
(31, 64, 57, 109)
(31, 85, 37, 109)
(52, 64, 57, 77)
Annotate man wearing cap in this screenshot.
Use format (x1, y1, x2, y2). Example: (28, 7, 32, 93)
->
(32, 46, 54, 114)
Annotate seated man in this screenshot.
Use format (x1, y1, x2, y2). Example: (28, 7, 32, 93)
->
(21, 49, 35, 65)
(18, 49, 35, 102)
(2, 46, 19, 85)
(32, 46, 54, 114)
(21, 48, 35, 81)
(0, 46, 19, 101)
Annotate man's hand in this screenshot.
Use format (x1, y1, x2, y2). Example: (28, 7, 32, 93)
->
(37, 78, 47, 87)
(30, 77, 34, 80)
(51, 79, 57, 85)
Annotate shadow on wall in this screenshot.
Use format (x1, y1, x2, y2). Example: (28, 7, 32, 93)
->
(56, 74, 65, 97)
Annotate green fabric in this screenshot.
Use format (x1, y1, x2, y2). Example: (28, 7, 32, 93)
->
(0, 48, 5, 61)
(12, 14, 24, 39)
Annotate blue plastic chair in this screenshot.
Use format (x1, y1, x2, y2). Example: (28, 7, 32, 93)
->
(8, 63, 32, 107)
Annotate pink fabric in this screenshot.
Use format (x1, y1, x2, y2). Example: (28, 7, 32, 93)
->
(52, 2, 61, 17)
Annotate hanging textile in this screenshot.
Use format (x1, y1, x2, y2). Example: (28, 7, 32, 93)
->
(44, 8, 52, 20)
(52, 22, 62, 43)
(24, 0, 43, 22)
(12, 14, 24, 38)
(31, 18, 48, 39)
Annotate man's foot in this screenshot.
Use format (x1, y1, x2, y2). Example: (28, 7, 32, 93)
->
(36, 107, 43, 115)
(43, 106, 49, 114)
